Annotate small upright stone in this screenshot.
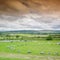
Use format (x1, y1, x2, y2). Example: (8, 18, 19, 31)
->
(27, 51, 31, 54)
(17, 50, 20, 53)
(57, 42, 60, 45)
(54, 52, 59, 55)
(40, 52, 45, 54)
(48, 52, 50, 55)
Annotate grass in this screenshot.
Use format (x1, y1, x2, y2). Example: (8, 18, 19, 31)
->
(0, 57, 18, 60)
(0, 33, 60, 60)
(0, 40, 60, 56)
(0, 57, 26, 60)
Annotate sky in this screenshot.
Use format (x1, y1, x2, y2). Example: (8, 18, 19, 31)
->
(0, 0, 60, 31)
(0, 13, 60, 31)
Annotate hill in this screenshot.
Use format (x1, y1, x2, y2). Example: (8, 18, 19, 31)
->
(0, 30, 60, 34)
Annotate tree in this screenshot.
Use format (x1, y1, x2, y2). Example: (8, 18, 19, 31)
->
(46, 35, 53, 40)
(16, 35, 19, 38)
(6, 34, 10, 40)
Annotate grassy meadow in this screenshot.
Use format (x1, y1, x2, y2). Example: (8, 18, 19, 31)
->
(0, 33, 60, 60)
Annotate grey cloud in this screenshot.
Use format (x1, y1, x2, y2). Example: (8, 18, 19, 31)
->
(0, 14, 60, 31)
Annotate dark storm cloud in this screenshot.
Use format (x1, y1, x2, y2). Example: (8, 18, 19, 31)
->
(0, 0, 60, 31)
(0, 0, 60, 14)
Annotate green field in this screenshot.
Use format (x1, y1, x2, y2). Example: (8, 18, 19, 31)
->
(0, 34, 60, 60)
(0, 40, 60, 55)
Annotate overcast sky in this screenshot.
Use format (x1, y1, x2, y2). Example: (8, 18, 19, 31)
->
(0, 13, 60, 31)
(0, 0, 60, 31)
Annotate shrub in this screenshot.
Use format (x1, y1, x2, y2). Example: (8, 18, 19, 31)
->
(46, 35, 53, 40)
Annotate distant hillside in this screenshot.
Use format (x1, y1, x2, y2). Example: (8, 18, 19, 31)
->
(0, 30, 60, 34)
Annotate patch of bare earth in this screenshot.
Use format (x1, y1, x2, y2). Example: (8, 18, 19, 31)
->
(0, 52, 60, 60)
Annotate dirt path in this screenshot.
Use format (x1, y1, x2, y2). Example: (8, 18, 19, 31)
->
(0, 52, 60, 60)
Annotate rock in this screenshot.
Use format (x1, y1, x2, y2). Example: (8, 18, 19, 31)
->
(48, 52, 51, 55)
(54, 52, 59, 55)
(40, 52, 45, 54)
(27, 51, 32, 54)
(56, 42, 60, 45)
(17, 50, 20, 53)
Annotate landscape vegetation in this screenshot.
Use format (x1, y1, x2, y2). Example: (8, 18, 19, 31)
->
(0, 30, 60, 60)
(0, 0, 60, 60)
